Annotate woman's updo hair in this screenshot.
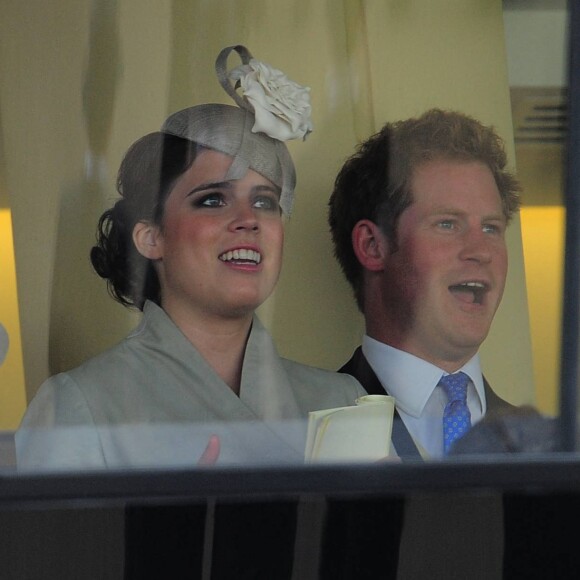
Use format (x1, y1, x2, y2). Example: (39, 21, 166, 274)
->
(90, 132, 200, 310)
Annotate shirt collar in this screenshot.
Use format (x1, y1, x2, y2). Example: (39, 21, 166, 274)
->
(362, 335, 485, 418)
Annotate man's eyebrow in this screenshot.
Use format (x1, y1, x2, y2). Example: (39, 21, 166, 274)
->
(481, 212, 507, 222)
(428, 207, 465, 217)
(430, 207, 506, 221)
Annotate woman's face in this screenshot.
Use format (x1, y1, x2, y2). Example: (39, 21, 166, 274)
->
(138, 149, 284, 321)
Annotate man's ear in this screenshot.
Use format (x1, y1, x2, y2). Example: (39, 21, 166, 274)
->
(132, 221, 163, 260)
(352, 219, 389, 272)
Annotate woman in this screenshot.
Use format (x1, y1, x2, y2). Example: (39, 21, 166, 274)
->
(16, 45, 364, 470)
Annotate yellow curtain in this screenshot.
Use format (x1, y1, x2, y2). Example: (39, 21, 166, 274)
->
(0, 0, 534, 413)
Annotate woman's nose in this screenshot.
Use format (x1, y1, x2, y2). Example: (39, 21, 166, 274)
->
(229, 204, 259, 232)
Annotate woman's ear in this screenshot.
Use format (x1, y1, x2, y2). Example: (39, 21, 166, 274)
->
(352, 219, 388, 272)
(132, 221, 163, 260)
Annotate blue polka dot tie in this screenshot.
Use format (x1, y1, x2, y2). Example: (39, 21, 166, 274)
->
(440, 372, 472, 454)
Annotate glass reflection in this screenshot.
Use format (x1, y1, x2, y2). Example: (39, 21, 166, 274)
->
(16, 43, 370, 471)
(0, 5, 576, 580)
(0, 1, 565, 476)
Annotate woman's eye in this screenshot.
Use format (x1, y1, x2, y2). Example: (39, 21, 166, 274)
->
(195, 193, 226, 208)
(253, 196, 280, 211)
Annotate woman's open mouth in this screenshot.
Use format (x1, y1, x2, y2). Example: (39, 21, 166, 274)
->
(219, 249, 262, 265)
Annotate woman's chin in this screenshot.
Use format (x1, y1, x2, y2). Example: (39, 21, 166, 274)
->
(216, 303, 261, 321)
(225, 285, 276, 314)
(215, 293, 270, 320)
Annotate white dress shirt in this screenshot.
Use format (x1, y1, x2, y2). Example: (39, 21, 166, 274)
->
(362, 335, 486, 458)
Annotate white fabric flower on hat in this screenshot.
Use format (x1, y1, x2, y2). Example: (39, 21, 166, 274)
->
(230, 59, 313, 141)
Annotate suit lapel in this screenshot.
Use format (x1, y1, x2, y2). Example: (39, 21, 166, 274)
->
(483, 376, 516, 413)
(341, 348, 515, 460)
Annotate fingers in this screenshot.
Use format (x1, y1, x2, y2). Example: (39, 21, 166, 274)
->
(375, 455, 402, 463)
(198, 434, 221, 466)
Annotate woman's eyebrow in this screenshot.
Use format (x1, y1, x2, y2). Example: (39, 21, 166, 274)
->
(187, 182, 280, 197)
(252, 184, 279, 194)
(186, 181, 232, 197)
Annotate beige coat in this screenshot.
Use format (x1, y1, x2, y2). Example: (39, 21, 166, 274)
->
(16, 301, 364, 471)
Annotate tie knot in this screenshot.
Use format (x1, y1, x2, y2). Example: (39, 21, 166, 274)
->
(439, 372, 469, 404)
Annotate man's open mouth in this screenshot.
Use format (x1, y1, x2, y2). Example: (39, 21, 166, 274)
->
(449, 281, 488, 305)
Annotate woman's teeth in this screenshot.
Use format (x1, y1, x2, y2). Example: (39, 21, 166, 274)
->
(219, 249, 262, 264)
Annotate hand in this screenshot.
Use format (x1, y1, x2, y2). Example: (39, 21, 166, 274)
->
(376, 455, 402, 464)
(198, 434, 221, 466)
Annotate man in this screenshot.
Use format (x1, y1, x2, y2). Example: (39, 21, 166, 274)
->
(328, 108, 518, 458)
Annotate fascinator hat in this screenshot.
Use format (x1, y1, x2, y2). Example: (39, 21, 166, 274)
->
(161, 45, 313, 216)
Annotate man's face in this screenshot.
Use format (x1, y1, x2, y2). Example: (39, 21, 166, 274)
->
(378, 158, 508, 370)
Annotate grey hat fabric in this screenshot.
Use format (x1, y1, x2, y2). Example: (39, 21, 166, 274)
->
(161, 103, 296, 216)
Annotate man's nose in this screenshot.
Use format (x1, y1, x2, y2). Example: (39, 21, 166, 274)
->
(459, 229, 492, 263)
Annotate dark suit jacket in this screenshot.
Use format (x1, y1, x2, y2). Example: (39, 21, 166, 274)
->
(339, 346, 516, 459)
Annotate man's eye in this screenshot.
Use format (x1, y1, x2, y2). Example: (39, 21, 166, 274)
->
(483, 223, 503, 234)
(253, 196, 280, 211)
(196, 194, 226, 208)
(437, 220, 456, 230)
